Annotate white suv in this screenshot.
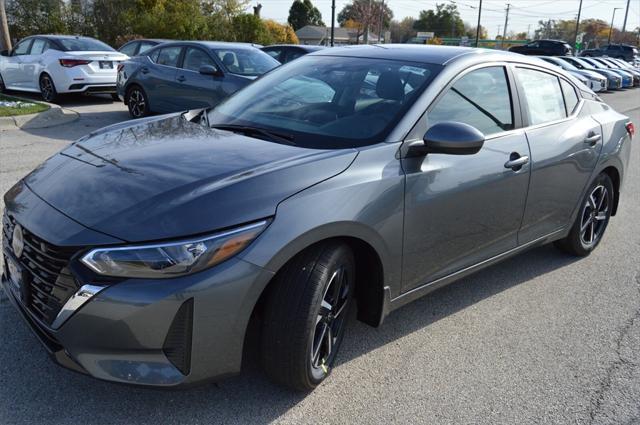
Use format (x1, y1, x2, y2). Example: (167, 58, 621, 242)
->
(0, 35, 128, 102)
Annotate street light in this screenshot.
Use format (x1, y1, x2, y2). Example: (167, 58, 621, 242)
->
(608, 7, 622, 44)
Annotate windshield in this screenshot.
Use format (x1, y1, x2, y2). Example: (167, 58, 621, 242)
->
(213, 48, 279, 76)
(583, 58, 607, 69)
(207, 56, 441, 148)
(59, 38, 115, 52)
(571, 57, 595, 69)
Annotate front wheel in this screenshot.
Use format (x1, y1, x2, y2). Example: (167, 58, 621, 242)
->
(39, 74, 57, 102)
(261, 242, 355, 391)
(555, 173, 614, 256)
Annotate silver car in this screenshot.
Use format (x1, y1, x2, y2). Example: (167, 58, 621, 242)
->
(538, 55, 607, 91)
(2, 45, 634, 391)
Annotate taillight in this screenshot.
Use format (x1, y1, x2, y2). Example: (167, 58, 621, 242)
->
(626, 122, 635, 138)
(59, 58, 92, 67)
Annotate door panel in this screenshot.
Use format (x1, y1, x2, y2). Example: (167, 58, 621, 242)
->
(142, 46, 182, 112)
(518, 115, 602, 243)
(20, 39, 47, 90)
(3, 39, 32, 87)
(401, 133, 531, 291)
(174, 47, 226, 110)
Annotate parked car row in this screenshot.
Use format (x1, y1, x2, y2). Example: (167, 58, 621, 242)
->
(538, 55, 640, 92)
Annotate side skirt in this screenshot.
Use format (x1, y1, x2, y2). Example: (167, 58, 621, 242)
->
(383, 228, 566, 317)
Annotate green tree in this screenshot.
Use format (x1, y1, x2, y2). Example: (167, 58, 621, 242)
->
(287, 0, 323, 31)
(413, 3, 464, 37)
(6, 0, 67, 40)
(231, 13, 270, 44)
(389, 17, 415, 43)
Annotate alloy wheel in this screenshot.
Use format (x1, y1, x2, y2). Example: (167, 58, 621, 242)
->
(579, 184, 609, 247)
(128, 89, 146, 118)
(40, 76, 54, 102)
(310, 267, 350, 379)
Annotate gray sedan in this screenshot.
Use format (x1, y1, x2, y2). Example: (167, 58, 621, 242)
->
(2, 45, 634, 391)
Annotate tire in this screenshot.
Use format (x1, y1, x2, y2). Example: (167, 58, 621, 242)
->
(39, 74, 57, 102)
(0, 73, 5, 92)
(261, 242, 355, 391)
(111, 93, 120, 101)
(554, 173, 614, 256)
(126, 85, 150, 118)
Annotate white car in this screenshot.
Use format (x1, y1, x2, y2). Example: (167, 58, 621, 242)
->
(0, 35, 128, 102)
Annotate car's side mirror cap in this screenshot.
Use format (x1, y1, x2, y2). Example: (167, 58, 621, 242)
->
(199, 65, 222, 76)
(422, 121, 485, 155)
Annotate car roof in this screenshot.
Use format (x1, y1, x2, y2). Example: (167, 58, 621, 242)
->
(310, 44, 526, 65)
(155, 41, 261, 50)
(263, 44, 325, 51)
(33, 35, 99, 41)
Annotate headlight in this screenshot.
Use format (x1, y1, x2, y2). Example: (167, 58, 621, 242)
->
(81, 220, 269, 278)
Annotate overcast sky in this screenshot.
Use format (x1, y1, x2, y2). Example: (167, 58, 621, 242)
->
(251, 0, 640, 38)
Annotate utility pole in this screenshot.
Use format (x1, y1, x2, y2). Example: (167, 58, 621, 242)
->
(363, 0, 371, 44)
(330, 0, 335, 47)
(501, 3, 510, 49)
(621, 0, 630, 34)
(573, 0, 582, 52)
(475, 0, 483, 47)
(527, 24, 531, 39)
(608, 7, 621, 44)
(0, 0, 11, 51)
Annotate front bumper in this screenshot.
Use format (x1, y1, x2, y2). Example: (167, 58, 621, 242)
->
(2, 183, 274, 387)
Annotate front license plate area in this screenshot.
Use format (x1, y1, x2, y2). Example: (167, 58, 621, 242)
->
(99, 61, 113, 69)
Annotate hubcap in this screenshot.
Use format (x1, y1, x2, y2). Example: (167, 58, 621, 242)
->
(129, 90, 145, 117)
(310, 267, 350, 377)
(40, 77, 53, 100)
(580, 184, 609, 247)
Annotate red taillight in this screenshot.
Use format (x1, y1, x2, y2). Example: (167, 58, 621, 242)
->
(59, 58, 92, 67)
(626, 122, 635, 138)
(117, 63, 124, 73)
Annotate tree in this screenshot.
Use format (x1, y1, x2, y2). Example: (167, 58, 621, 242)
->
(338, 0, 392, 42)
(287, 0, 323, 31)
(232, 13, 270, 44)
(464, 24, 487, 40)
(202, 0, 249, 23)
(414, 3, 464, 38)
(264, 19, 298, 44)
(0, 0, 11, 50)
(389, 17, 415, 43)
(6, 0, 67, 40)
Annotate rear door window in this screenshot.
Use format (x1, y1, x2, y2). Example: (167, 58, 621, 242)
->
(29, 39, 48, 55)
(428, 66, 514, 135)
(119, 42, 138, 56)
(138, 42, 156, 55)
(516, 68, 567, 125)
(156, 46, 182, 67)
(560, 79, 579, 115)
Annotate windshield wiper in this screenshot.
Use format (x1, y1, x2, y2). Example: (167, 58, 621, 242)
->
(211, 124, 296, 145)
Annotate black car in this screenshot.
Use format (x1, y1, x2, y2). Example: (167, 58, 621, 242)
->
(509, 39, 573, 56)
(118, 39, 171, 57)
(580, 44, 640, 62)
(260, 44, 325, 64)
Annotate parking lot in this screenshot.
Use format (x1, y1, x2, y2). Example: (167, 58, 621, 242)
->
(0, 89, 639, 424)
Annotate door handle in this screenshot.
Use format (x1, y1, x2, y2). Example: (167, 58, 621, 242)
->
(584, 132, 601, 146)
(504, 154, 529, 170)
(177, 75, 186, 82)
(140, 67, 149, 74)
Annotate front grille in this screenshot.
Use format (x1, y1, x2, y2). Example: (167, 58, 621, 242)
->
(2, 211, 80, 326)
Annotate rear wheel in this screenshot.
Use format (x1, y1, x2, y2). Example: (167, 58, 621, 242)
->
(554, 173, 614, 256)
(39, 74, 57, 102)
(261, 242, 355, 391)
(126, 85, 150, 118)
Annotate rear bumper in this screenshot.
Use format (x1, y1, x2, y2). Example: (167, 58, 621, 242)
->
(53, 67, 118, 94)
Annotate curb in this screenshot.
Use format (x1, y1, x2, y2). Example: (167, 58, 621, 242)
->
(0, 97, 79, 130)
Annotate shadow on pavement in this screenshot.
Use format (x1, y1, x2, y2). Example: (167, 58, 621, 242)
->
(0, 244, 580, 424)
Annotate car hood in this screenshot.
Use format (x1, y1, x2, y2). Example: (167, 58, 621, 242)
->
(24, 114, 357, 242)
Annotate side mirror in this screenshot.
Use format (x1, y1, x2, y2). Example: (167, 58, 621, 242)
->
(422, 121, 485, 155)
(0, 50, 8, 57)
(199, 65, 221, 76)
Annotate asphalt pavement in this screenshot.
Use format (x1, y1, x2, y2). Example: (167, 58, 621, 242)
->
(0, 90, 639, 425)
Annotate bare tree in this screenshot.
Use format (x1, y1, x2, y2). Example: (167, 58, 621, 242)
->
(0, 0, 11, 51)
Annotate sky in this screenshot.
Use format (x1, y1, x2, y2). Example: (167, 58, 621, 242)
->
(250, 0, 640, 39)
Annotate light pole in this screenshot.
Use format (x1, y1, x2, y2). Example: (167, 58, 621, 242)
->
(608, 7, 622, 44)
(475, 0, 482, 47)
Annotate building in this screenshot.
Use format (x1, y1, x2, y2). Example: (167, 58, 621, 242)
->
(295, 25, 381, 46)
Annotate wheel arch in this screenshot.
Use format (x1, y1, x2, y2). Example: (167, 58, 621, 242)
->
(601, 165, 621, 216)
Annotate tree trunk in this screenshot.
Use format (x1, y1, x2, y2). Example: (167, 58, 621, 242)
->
(0, 0, 11, 51)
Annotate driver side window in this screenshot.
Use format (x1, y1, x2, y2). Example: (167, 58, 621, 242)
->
(13, 39, 32, 56)
(428, 66, 514, 136)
